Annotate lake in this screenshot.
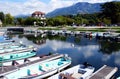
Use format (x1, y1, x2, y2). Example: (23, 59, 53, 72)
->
(11, 34, 120, 78)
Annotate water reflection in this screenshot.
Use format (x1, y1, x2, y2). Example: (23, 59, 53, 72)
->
(114, 52, 120, 66)
(9, 34, 120, 77)
(98, 41, 120, 54)
(47, 35, 67, 41)
(22, 35, 46, 45)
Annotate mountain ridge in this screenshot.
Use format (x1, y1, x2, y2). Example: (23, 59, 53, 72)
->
(46, 2, 102, 17)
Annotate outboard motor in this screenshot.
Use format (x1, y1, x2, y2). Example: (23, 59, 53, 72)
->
(83, 62, 92, 68)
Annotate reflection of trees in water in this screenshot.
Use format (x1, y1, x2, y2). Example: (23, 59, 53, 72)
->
(9, 34, 24, 39)
(8, 34, 15, 39)
(47, 35, 67, 41)
(99, 41, 120, 54)
(24, 34, 81, 45)
(18, 34, 24, 38)
(25, 35, 46, 45)
(47, 35, 81, 45)
(74, 36, 81, 44)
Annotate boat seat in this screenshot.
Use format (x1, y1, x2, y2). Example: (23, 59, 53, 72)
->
(27, 69, 38, 76)
(71, 73, 82, 79)
(39, 65, 46, 72)
(42, 66, 51, 71)
(58, 62, 63, 65)
(12, 60, 19, 66)
(24, 58, 30, 63)
(78, 69, 86, 74)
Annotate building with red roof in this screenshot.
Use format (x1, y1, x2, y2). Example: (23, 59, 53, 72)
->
(32, 11, 46, 26)
(32, 11, 46, 19)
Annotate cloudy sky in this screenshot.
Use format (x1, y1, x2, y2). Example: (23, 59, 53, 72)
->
(0, 0, 119, 16)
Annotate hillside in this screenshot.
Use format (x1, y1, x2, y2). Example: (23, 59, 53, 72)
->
(46, 2, 102, 17)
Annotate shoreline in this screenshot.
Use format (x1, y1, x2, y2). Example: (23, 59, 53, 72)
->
(0, 26, 120, 33)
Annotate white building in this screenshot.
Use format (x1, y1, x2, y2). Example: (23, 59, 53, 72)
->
(32, 11, 46, 19)
(31, 11, 46, 26)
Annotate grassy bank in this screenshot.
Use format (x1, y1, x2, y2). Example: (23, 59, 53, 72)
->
(38, 26, 120, 33)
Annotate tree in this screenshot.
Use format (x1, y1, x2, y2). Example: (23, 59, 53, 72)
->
(101, 1, 120, 24)
(0, 12, 5, 23)
(46, 16, 68, 26)
(65, 17, 74, 26)
(74, 16, 82, 25)
(102, 18, 111, 25)
(24, 17, 36, 25)
(5, 13, 14, 25)
(46, 18, 54, 26)
(16, 18, 25, 25)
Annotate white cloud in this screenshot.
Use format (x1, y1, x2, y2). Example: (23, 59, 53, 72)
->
(0, 0, 74, 16)
(102, 54, 110, 61)
(0, 0, 118, 16)
(82, 45, 98, 58)
(114, 52, 120, 66)
(39, 40, 75, 51)
(39, 40, 99, 58)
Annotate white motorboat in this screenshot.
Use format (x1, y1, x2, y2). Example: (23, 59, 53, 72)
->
(48, 62, 95, 79)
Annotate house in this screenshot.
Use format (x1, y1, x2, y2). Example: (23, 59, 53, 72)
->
(31, 11, 46, 26)
(32, 11, 46, 20)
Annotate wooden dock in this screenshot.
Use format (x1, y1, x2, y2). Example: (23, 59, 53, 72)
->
(0, 53, 63, 77)
(88, 65, 118, 79)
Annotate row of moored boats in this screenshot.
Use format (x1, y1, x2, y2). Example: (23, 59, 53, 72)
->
(0, 34, 119, 79)
(24, 29, 120, 42)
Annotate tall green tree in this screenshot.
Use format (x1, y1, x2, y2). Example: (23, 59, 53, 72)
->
(16, 18, 25, 25)
(0, 12, 5, 23)
(101, 1, 120, 24)
(24, 17, 37, 25)
(5, 13, 14, 25)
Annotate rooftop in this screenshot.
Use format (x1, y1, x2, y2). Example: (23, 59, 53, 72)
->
(32, 11, 45, 15)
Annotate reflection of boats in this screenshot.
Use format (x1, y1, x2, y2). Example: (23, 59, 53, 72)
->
(34, 39, 46, 45)
(0, 35, 14, 43)
(0, 32, 5, 36)
(113, 34, 120, 42)
(71, 43, 75, 47)
(48, 62, 95, 79)
(3, 54, 71, 79)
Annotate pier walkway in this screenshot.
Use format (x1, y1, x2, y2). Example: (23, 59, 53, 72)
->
(88, 65, 118, 79)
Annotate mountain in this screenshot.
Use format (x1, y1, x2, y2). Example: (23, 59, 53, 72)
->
(46, 2, 102, 17)
(14, 14, 30, 18)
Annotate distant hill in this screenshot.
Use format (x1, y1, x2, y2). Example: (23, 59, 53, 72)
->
(46, 2, 102, 17)
(14, 14, 30, 18)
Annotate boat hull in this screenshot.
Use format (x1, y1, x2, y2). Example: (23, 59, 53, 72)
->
(31, 61, 71, 79)
(3, 54, 71, 79)
(48, 64, 95, 79)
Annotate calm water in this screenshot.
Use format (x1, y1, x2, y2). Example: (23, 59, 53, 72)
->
(11, 34, 120, 77)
